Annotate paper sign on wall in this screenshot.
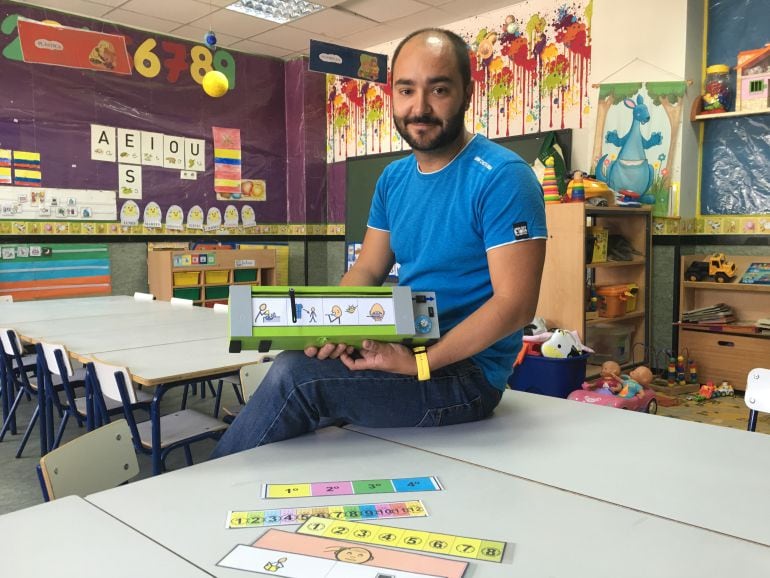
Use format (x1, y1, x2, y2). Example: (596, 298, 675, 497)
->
(91, 125, 116, 162)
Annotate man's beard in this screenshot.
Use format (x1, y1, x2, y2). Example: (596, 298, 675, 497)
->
(394, 101, 467, 152)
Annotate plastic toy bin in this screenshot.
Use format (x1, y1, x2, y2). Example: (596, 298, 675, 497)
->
(233, 269, 258, 283)
(508, 353, 589, 398)
(596, 283, 638, 318)
(205, 286, 230, 300)
(173, 271, 199, 286)
(586, 324, 632, 366)
(172, 287, 200, 301)
(204, 270, 229, 284)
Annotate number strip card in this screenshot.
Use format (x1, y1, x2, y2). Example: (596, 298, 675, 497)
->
(262, 476, 442, 499)
(227, 500, 429, 529)
(297, 516, 506, 563)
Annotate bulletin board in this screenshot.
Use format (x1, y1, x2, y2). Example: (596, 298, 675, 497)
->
(700, 0, 770, 216)
(0, 1, 289, 237)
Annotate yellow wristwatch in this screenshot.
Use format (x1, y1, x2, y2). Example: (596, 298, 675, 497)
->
(413, 346, 430, 381)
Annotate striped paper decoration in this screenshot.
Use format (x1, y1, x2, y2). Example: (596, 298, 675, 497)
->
(212, 127, 241, 195)
(12, 151, 41, 186)
(0, 244, 111, 301)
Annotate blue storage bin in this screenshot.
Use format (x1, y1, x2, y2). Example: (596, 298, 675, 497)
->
(508, 353, 589, 398)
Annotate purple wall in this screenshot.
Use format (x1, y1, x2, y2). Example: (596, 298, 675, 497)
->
(0, 2, 291, 225)
(284, 58, 329, 225)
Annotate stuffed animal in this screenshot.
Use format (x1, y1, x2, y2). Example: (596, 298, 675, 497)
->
(541, 329, 582, 358)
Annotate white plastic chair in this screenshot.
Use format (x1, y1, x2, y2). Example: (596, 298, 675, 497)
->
(89, 359, 227, 471)
(133, 292, 155, 301)
(38, 419, 139, 500)
(221, 361, 274, 422)
(745, 368, 770, 431)
(170, 297, 194, 307)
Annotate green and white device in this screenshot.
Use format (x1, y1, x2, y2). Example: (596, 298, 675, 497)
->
(228, 285, 440, 353)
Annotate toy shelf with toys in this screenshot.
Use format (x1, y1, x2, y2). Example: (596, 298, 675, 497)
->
(536, 202, 651, 378)
(678, 254, 770, 391)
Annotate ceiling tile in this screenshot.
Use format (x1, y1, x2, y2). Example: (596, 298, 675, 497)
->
(189, 7, 278, 38)
(439, 0, 524, 21)
(382, 7, 456, 37)
(343, 0, 426, 23)
(13, 0, 114, 18)
(339, 24, 403, 50)
(100, 8, 181, 33)
(229, 38, 294, 58)
(249, 24, 328, 52)
(119, 0, 216, 24)
(290, 7, 376, 36)
(170, 24, 242, 47)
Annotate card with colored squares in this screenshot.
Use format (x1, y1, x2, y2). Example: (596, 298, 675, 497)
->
(297, 516, 506, 563)
(226, 500, 429, 529)
(261, 476, 443, 499)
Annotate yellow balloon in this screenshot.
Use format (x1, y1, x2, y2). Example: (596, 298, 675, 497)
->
(202, 70, 229, 98)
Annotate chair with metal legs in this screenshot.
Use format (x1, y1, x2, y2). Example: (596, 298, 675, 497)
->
(88, 358, 227, 472)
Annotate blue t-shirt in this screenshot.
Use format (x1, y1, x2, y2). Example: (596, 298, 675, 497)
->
(367, 134, 547, 390)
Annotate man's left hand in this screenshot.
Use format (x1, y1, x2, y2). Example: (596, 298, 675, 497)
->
(340, 340, 417, 376)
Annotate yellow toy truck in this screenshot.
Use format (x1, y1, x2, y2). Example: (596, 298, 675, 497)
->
(684, 253, 736, 283)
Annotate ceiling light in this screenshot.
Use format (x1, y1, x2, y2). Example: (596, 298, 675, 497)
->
(226, 0, 325, 24)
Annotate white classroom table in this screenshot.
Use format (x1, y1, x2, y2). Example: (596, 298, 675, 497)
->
(0, 495, 212, 577)
(349, 391, 770, 547)
(85, 427, 770, 577)
(0, 295, 158, 324)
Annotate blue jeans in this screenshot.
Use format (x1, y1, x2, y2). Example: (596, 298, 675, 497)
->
(210, 351, 503, 458)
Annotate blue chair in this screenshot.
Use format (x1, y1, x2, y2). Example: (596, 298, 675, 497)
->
(88, 359, 227, 472)
(35, 342, 93, 452)
(0, 328, 40, 450)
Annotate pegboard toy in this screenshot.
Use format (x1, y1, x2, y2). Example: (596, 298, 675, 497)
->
(229, 285, 440, 352)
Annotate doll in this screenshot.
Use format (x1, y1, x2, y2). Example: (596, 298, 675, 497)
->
(613, 365, 653, 398)
(582, 360, 622, 395)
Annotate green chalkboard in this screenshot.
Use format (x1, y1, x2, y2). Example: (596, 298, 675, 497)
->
(345, 130, 571, 242)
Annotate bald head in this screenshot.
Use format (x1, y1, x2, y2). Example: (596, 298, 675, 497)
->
(391, 28, 471, 90)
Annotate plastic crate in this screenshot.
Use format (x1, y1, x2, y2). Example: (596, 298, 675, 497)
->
(205, 285, 230, 300)
(172, 287, 200, 301)
(508, 353, 589, 398)
(173, 271, 199, 286)
(596, 284, 638, 318)
(586, 324, 632, 366)
(205, 270, 229, 284)
(233, 269, 258, 283)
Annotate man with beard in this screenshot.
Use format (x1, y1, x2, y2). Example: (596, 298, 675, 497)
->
(211, 28, 546, 458)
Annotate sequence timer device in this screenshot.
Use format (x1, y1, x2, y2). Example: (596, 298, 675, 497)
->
(228, 285, 440, 353)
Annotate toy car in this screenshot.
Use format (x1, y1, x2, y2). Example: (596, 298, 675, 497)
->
(567, 387, 658, 414)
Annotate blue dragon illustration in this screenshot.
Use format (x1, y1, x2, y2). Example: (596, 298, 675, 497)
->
(596, 94, 662, 197)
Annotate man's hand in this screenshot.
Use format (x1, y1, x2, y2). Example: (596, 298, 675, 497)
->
(340, 340, 417, 376)
(304, 343, 354, 360)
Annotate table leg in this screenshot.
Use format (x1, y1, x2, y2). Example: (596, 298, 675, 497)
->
(36, 356, 48, 456)
(150, 385, 167, 476)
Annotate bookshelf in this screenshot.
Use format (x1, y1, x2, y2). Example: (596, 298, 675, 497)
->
(678, 255, 770, 391)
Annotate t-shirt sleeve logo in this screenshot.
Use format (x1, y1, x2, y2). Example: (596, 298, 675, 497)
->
(513, 221, 529, 240)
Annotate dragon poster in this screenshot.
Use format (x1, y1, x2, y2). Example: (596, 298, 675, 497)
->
(593, 81, 687, 217)
(326, 0, 593, 162)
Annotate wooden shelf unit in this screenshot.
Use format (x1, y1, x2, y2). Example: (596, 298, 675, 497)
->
(148, 248, 276, 307)
(678, 255, 770, 391)
(536, 203, 652, 376)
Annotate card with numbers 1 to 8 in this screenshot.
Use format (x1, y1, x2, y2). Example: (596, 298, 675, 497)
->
(297, 515, 506, 563)
(227, 500, 429, 528)
(262, 476, 442, 499)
